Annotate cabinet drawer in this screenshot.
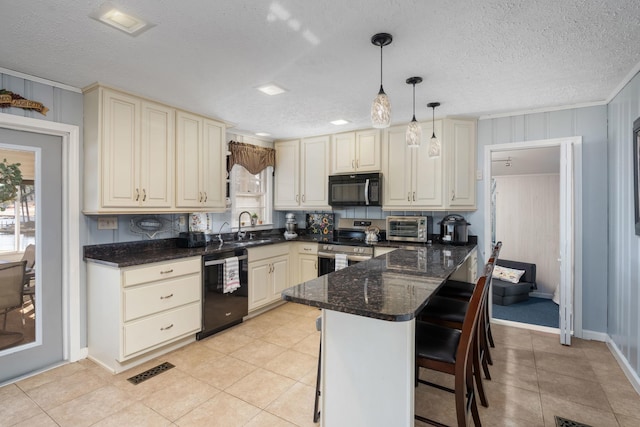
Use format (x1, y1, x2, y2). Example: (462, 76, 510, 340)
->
(123, 275, 201, 322)
(298, 243, 318, 255)
(122, 302, 201, 358)
(123, 257, 200, 287)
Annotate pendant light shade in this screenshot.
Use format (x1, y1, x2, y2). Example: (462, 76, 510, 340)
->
(427, 102, 441, 157)
(405, 77, 423, 148)
(370, 33, 392, 129)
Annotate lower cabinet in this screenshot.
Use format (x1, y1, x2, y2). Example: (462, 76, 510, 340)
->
(295, 242, 318, 284)
(87, 256, 202, 373)
(247, 243, 290, 312)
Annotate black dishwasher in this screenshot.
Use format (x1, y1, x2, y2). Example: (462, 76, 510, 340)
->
(197, 248, 249, 340)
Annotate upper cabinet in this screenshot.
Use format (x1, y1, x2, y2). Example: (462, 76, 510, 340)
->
(274, 136, 330, 210)
(84, 86, 174, 213)
(330, 129, 381, 174)
(175, 111, 226, 211)
(382, 118, 476, 211)
(83, 84, 226, 214)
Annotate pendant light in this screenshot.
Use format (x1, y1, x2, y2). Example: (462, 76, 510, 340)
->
(427, 102, 441, 157)
(405, 77, 423, 148)
(370, 33, 392, 128)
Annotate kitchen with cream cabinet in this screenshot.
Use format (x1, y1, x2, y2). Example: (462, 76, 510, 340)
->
(274, 135, 330, 210)
(83, 85, 175, 213)
(175, 111, 226, 211)
(330, 129, 381, 174)
(86, 256, 202, 373)
(247, 242, 291, 312)
(382, 118, 476, 210)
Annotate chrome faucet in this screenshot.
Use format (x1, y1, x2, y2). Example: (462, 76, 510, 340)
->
(217, 221, 231, 245)
(237, 211, 251, 240)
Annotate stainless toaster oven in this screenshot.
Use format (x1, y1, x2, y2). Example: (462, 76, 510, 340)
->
(386, 216, 432, 243)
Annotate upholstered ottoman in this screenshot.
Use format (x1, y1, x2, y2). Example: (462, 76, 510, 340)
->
(491, 259, 537, 306)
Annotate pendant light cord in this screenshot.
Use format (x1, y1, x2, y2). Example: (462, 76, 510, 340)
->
(412, 83, 416, 121)
(379, 45, 384, 94)
(431, 105, 436, 138)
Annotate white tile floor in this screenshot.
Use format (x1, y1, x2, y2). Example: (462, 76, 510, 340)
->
(1, 302, 639, 426)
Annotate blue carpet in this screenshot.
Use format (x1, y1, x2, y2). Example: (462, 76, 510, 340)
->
(492, 297, 559, 328)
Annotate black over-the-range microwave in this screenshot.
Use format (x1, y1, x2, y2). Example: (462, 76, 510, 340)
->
(328, 173, 382, 207)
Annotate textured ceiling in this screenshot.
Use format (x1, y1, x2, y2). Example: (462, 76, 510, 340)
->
(1, 0, 640, 139)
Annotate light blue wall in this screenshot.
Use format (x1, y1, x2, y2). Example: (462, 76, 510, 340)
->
(466, 105, 609, 334)
(607, 72, 640, 378)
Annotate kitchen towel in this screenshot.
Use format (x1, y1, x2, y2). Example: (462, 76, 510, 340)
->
(224, 257, 240, 293)
(335, 253, 348, 271)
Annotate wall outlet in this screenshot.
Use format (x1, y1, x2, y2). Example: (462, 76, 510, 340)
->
(98, 216, 118, 230)
(179, 216, 186, 226)
(476, 169, 483, 180)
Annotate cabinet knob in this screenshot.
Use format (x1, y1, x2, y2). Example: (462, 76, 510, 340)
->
(296, 194, 299, 203)
(413, 192, 416, 201)
(356, 159, 359, 168)
(135, 188, 140, 201)
(160, 293, 174, 300)
(142, 189, 147, 202)
(407, 192, 411, 202)
(451, 190, 456, 201)
(203, 192, 208, 202)
(302, 194, 306, 203)
(352, 160, 355, 168)
(160, 324, 174, 331)
(160, 269, 174, 274)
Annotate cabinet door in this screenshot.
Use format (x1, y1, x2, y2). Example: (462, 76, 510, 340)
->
(331, 132, 355, 174)
(175, 111, 203, 208)
(446, 119, 476, 209)
(355, 129, 381, 172)
(140, 101, 174, 208)
(413, 120, 443, 208)
(102, 90, 140, 207)
(299, 255, 318, 283)
(201, 119, 226, 209)
(383, 126, 412, 208)
(274, 140, 300, 209)
(270, 256, 290, 299)
(248, 261, 271, 310)
(301, 136, 330, 208)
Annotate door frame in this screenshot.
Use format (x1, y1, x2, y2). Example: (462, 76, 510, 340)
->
(483, 137, 583, 339)
(0, 112, 81, 362)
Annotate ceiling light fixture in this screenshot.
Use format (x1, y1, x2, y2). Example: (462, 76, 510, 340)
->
(90, 2, 154, 36)
(370, 33, 392, 129)
(427, 102, 441, 157)
(331, 119, 350, 125)
(405, 77, 423, 148)
(257, 83, 287, 96)
(255, 132, 271, 137)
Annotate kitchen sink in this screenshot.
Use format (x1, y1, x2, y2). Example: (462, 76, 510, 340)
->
(217, 239, 274, 249)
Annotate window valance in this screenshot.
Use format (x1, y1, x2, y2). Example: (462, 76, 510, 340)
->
(227, 141, 276, 174)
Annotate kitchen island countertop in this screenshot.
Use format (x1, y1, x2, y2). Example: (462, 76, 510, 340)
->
(281, 244, 476, 321)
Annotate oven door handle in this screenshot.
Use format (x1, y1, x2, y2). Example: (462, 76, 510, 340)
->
(204, 254, 248, 266)
(317, 252, 372, 262)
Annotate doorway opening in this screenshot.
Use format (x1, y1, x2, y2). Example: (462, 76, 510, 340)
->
(484, 137, 583, 343)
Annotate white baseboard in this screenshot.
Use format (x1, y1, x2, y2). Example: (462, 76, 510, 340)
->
(580, 329, 608, 342)
(492, 318, 559, 334)
(606, 337, 640, 395)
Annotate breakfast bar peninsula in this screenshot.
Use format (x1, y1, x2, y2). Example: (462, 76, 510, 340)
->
(281, 245, 477, 427)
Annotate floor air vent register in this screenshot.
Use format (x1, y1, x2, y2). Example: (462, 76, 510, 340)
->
(127, 362, 175, 385)
(555, 416, 592, 427)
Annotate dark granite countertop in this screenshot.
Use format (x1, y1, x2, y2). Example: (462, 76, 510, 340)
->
(83, 234, 321, 268)
(281, 244, 476, 322)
